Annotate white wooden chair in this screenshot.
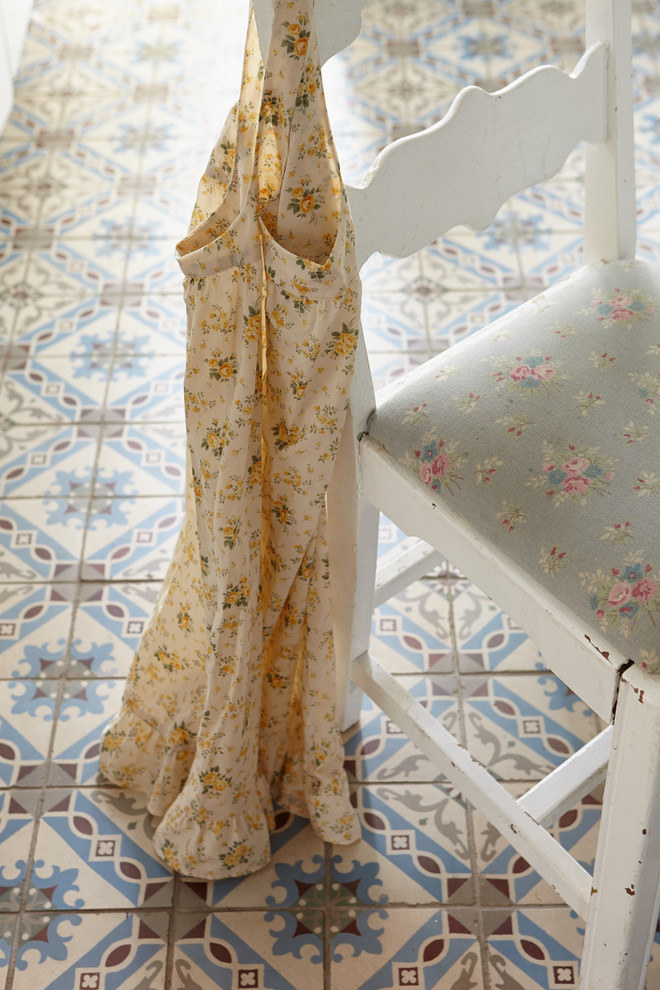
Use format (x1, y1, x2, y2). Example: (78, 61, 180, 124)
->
(256, 1, 660, 987)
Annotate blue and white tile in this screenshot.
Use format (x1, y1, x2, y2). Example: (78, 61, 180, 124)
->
(96, 423, 185, 497)
(331, 781, 471, 906)
(25, 0, 142, 45)
(485, 907, 583, 990)
(29, 236, 129, 288)
(113, 296, 186, 355)
(11, 911, 169, 990)
(8, 56, 72, 131)
(143, 95, 232, 154)
(11, 297, 119, 358)
(511, 182, 585, 234)
(81, 495, 183, 581)
(173, 910, 325, 990)
(372, 580, 454, 674)
(359, 251, 422, 295)
(0, 583, 76, 679)
(499, 0, 585, 37)
(0, 425, 98, 497)
(0, 679, 57, 787)
(452, 581, 544, 673)
(42, 187, 135, 242)
(0, 789, 39, 912)
(179, 811, 326, 910)
(57, 88, 151, 144)
(636, 231, 660, 269)
(360, 294, 429, 354)
(360, 0, 456, 37)
(421, 229, 524, 290)
(0, 498, 86, 583)
(1, 355, 108, 423)
(343, 676, 459, 783)
(48, 679, 125, 785)
(0, 256, 39, 335)
(473, 783, 602, 907)
(5, 250, 105, 304)
(489, 918, 659, 988)
(33, 787, 174, 909)
(330, 906, 482, 990)
(70, 581, 158, 679)
(30, 143, 137, 217)
(517, 232, 584, 292)
(0, 144, 54, 227)
(104, 354, 185, 423)
(123, 240, 186, 296)
(462, 673, 602, 782)
(132, 185, 201, 243)
(427, 289, 526, 352)
(430, 19, 548, 88)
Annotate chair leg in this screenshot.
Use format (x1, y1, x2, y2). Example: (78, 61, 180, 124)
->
(580, 665, 660, 990)
(327, 409, 379, 731)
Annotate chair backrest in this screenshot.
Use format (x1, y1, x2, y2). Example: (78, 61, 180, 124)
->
(254, 0, 635, 269)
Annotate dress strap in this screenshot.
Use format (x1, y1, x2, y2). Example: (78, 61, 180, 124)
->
(236, 0, 322, 205)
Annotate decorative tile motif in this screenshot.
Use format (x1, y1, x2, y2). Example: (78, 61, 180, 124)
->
(0, 425, 98, 497)
(486, 907, 583, 990)
(81, 495, 183, 581)
(70, 582, 159, 678)
(343, 675, 459, 783)
(113, 296, 186, 354)
(330, 907, 481, 990)
(34, 788, 174, 909)
(331, 782, 471, 905)
(372, 580, 453, 674)
(1, 355, 108, 423)
(471, 781, 602, 908)
(360, 294, 429, 354)
(0, 680, 55, 787)
(11, 297, 118, 357)
(452, 580, 544, 673)
(463, 674, 601, 781)
(0, 499, 86, 583)
(48, 680, 124, 786)
(96, 423, 186, 497)
(0, 790, 39, 912)
(12, 911, 169, 990)
(173, 911, 325, 990)
(421, 231, 524, 290)
(427, 288, 527, 352)
(104, 353, 185, 422)
(0, 582, 76, 678)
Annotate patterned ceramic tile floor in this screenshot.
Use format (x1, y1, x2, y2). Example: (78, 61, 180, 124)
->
(1, 0, 660, 987)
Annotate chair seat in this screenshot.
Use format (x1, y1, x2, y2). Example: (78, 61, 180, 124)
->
(367, 259, 660, 672)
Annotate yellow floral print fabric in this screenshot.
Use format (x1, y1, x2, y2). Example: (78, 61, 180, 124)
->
(99, 0, 361, 878)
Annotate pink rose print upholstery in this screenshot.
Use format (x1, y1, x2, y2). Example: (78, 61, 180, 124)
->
(367, 259, 660, 671)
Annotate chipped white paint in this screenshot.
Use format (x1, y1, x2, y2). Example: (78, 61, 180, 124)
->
(353, 650, 594, 918)
(580, 667, 660, 989)
(252, 1, 656, 987)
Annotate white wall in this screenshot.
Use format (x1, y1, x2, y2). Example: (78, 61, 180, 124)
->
(0, 0, 33, 131)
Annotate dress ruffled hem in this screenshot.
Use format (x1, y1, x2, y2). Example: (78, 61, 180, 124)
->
(100, 705, 360, 879)
(99, 705, 197, 818)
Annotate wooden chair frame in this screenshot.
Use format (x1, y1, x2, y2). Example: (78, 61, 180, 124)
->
(254, 2, 660, 986)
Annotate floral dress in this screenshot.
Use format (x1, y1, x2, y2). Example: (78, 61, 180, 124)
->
(99, 0, 361, 878)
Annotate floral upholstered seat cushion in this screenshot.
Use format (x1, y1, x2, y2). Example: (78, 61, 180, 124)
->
(367, 259, 660, 672)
